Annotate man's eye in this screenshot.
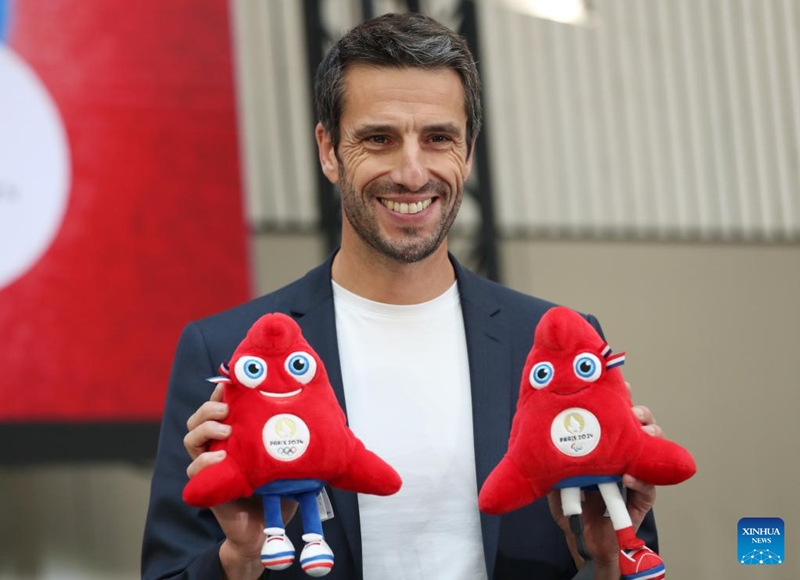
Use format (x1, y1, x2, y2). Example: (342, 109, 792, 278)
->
(367, 135, 389, 144)
(430, 135, 452, 143)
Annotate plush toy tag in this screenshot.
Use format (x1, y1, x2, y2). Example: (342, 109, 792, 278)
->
(317, 487, 334, 522)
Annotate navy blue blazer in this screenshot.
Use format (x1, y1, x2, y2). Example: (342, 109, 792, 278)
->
(142, 254, 657, 579)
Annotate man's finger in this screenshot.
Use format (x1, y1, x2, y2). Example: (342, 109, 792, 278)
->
(187, 449, 226, 479)
(622, 474, 653, 493)
(183, 420, 231, 460)
(186, 399, 228, 433)
(622, 474, 657, 528)
(209, 382, 225, 402)
(642, 423, 665, 438)
(632, 405, 655, 426)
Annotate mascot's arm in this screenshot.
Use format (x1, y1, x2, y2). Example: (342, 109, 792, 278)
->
(627, 436, 697, 486)
(182, 454, 253, 508)
(328, 438, 402, 496)
(478, 455, 543, 515)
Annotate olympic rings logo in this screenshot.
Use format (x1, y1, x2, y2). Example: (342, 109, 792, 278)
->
(278, 446, 298, 456)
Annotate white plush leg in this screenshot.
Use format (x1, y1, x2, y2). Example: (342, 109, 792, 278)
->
(598, 482, 632, 531)
(560, 486, 583, 516)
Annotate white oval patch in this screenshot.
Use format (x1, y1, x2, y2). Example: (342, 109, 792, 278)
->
(550, 407, 601, 457)
(0, 46, 71, 290)
(263, 414, 310, 462)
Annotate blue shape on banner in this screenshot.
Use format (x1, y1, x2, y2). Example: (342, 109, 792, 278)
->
(738, 517, 784, 565)
(0, 0, 12, 44)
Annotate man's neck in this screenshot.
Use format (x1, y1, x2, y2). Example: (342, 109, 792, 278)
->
(331, 243, 455, 305)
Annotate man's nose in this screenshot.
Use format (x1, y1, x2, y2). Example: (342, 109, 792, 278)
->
(389, 142, 429, 192)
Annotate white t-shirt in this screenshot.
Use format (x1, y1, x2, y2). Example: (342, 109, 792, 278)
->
(333, 280, 488, 580)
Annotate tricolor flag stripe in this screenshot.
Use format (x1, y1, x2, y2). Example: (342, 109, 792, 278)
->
(607, 353, 626, 368)
(262, 549, 295, 558)
(301, 554, 335, 564)
(262, 555, 294, 564)
(206, 376, 232, 384)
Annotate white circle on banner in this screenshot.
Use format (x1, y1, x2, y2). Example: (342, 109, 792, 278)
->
(550, 408, 601, 457)
(0, 45, 71, 290)
(263, 414, 310, 462)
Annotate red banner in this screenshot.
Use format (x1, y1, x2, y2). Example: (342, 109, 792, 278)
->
(0, 0, 249, 422)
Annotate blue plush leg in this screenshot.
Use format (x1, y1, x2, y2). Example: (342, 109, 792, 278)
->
(297, 491, 323, 536)
(262, 494, 285, 530)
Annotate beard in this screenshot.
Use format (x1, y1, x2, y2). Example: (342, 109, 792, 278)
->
(337, 165, 462, 264)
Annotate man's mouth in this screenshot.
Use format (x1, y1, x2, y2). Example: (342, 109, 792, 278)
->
(260, 388, 302, 398)
(379, 198, 433, 215)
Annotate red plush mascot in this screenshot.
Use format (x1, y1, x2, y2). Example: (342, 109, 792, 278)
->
(478, 307, 696, 580)
(183, 313, 402, 577)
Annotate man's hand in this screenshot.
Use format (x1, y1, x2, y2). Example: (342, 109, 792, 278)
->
(184, 384, 298, 580)
(548, 383, 658, 579)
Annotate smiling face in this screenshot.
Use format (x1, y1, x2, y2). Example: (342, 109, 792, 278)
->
(521, 307, 628, 401)
(227, 313, 329, 400)
(317, 65, 474, 264)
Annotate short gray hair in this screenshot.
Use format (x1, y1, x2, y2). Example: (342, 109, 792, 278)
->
(314, 12, 482, 156)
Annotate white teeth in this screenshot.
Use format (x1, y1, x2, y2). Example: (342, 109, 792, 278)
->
(381, 199, 432, 214)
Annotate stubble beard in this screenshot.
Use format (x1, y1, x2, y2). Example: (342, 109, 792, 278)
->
(337, 166, 462, 264)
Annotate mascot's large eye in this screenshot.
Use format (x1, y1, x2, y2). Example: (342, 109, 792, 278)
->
(234, 356, 267, 388)
(284, 351, 317, 385)
(573, 353, 602, 382)
(530, 362, 554, 389)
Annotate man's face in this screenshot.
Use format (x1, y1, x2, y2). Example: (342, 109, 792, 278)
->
(317, 65, 473, 264)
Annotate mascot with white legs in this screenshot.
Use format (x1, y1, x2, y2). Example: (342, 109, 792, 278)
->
(479, 307, 696, 580)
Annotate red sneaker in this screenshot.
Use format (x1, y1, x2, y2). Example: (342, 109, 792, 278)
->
(619, 545, 666, 580)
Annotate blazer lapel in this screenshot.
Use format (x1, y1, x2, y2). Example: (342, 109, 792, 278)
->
(454, 258, 513, 578)
(287, 255, 364, 578)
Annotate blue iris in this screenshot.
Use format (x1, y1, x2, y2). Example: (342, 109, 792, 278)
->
(530, 362, 554, 388)
(573, 353, 602, 382)
(243, 359, 265, 379)
(287, 354, 310, 376)
(575, 357, 595, 378)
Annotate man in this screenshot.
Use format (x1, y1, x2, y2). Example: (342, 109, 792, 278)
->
(142, 13, 661, 580)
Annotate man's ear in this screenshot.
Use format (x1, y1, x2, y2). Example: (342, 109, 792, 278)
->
(315, 123, 339, 184)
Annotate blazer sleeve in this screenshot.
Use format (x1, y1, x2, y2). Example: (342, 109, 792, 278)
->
(141, 322, 231, 580)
